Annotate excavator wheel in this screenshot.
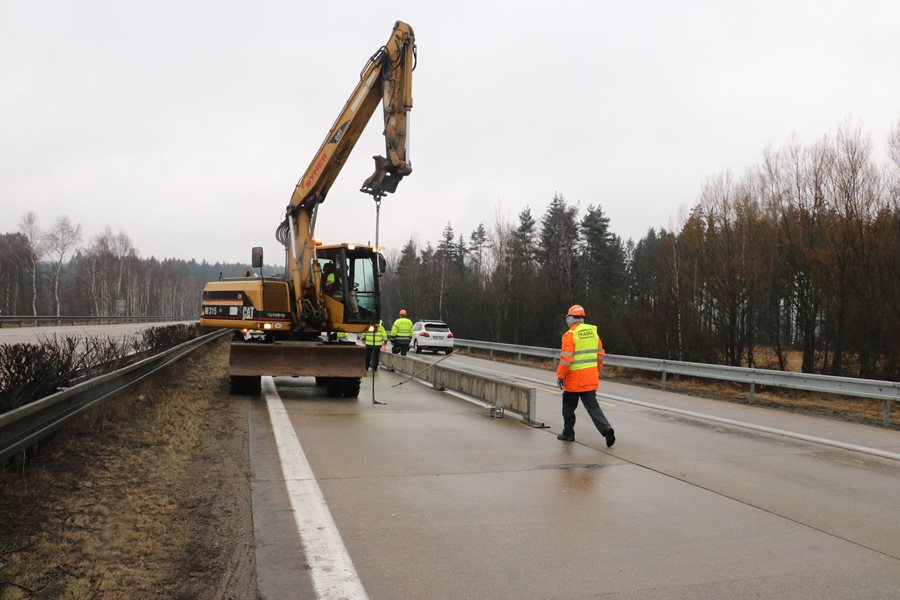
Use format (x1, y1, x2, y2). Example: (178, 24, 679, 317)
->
(341, 378, 361, 398)
(325, 377, 361, 398)
(229, 375, 261, 395)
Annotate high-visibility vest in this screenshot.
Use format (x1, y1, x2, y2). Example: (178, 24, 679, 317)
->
(568, 324, 599, 371)
(391, 317, 413, 338)
(363, 321, 386, 346)
(556, 323, 605, 392)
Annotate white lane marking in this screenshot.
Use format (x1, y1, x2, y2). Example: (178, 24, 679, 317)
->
(600, 392, 900, 462)
(263, 377, 368, 600)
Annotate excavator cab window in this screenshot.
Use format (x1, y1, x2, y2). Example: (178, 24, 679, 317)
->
(316, 247, 379, 323)
(346, 250, 379, 322)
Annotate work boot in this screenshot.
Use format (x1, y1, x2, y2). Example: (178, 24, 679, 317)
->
(557, 433, 574, 442)
(604, 428, 616, 448)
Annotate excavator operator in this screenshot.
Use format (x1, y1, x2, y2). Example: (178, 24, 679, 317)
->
(322, 262, 342, 299)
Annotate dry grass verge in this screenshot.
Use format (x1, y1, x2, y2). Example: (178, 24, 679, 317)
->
(603, 367, 899, 429)
(465, 349, 899, 430)
(0, 337, 254, 599)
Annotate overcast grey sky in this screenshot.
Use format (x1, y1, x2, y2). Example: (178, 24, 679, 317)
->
(2, 1, 899, 265)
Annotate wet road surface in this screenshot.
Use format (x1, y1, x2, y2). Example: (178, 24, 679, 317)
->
(249, 353, 900, 599)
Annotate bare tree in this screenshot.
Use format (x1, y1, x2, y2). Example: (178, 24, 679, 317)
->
(889, 118, 900, 204)
(17, 211, 43, 316)
(46, 216, 83, 316)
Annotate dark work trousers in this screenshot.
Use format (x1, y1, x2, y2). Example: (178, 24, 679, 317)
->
(561, 389, 612, 438)
(365, 345, 382, 370)
(392, 338, 411, 356)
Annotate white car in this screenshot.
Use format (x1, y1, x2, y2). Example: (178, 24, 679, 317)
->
(412, 320, 454, 354)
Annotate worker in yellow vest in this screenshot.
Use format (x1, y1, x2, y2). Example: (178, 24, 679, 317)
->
(556, 304, 615, 447)
(363, 319, 387, 371)
(390, 309, 414, 355)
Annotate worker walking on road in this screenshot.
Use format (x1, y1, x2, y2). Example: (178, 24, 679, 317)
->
(556, 304, 615, 447)
(363, 319, 387, 372)
(390, 309, 414, 355)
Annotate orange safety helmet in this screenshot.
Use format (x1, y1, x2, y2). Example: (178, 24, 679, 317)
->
(566, 304, 586, 317)
(399, 309, 407, 316)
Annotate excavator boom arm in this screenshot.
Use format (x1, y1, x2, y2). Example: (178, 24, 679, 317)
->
(288, 20, 415, 212)
(283, 21, 415, 332)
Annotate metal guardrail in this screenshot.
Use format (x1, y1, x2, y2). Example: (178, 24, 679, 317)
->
(380, 352, 545, 427)
(0, 316, 195, 328)
(455, 338, 900, 427)
(0, 329, 228, 463)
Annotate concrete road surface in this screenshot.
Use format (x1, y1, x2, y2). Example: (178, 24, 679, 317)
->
(0, 321, 191, 345)
(249, 355, 900, 599)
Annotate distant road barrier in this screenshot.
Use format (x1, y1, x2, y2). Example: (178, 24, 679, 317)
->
(380, 352, 545, 427)
(0, 316, 195, 328)
(0, 329, 228, 464)
(454, 339, 900, 428)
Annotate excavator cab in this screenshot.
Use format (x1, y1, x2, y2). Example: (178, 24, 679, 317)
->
(317, 244, 384, 329)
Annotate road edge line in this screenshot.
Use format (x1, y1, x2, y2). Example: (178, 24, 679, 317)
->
(263, 376, 369, 599)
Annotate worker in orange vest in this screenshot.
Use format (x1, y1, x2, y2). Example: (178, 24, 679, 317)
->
(555, 304, 615, 447)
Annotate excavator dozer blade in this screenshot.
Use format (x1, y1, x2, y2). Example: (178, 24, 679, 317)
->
(229, 341, 366, 378)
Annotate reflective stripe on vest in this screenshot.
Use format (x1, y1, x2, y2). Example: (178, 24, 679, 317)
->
(392, 318, 413, 337)
(569, 324, 598, 371)
(363, 322, 386, 345)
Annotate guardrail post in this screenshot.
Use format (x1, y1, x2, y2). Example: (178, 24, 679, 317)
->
(661, 371, 667, 390)
(528, 387, 535, 421)
(885, 399, 892, 428)
(434, 367, 445, 391)
(521, 388, 546, 428)
(749, 382, 755, 404)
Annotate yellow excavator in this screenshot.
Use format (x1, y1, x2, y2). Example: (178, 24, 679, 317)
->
(200, 21, 416, 396)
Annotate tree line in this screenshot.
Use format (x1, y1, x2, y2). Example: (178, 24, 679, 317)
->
(0, 218, 256, 319)
(381, 120, 900, 381)
(3, 119, 896, 380)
